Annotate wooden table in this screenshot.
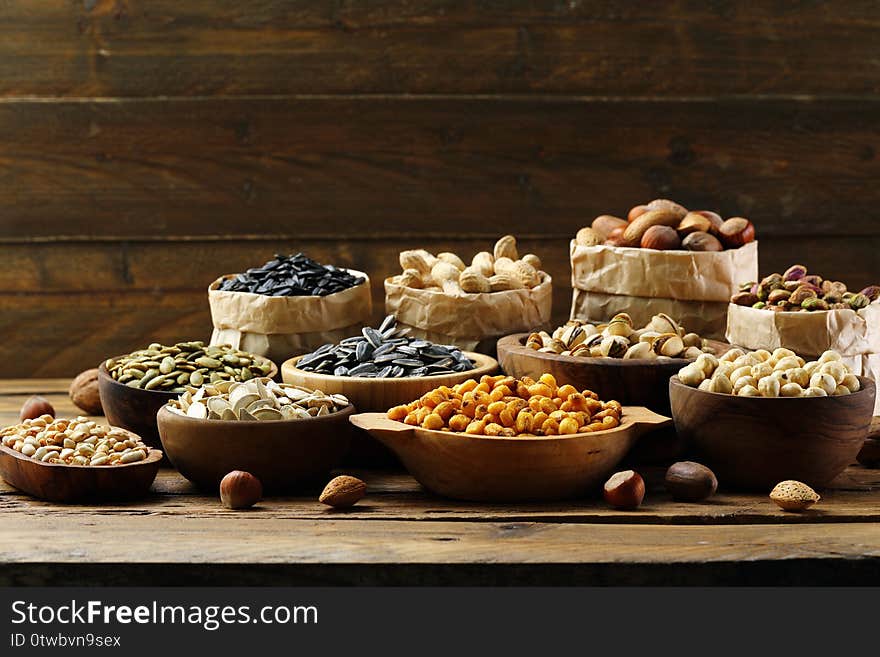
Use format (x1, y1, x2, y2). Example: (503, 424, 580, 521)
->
(1, 380, 879, 586)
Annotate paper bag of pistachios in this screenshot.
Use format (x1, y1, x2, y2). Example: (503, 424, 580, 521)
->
(384, 274, 553, 353)
(208, 270, 372, 364)
(569, 240, 758, 338)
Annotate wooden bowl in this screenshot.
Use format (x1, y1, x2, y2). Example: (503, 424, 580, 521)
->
(282, 352, 498, 464)
(497, 333, 728, 414)
(0, 441, 162, 503)
(349, 407, 671, 502)
(281, 352, 498, 412)
(156, 404, 355, 491)
(98, 357, 278, 448)
(669, 376, 876, 490)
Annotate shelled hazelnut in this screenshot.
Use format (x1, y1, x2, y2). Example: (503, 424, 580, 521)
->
(732, 265, 879, 312)
(677, 347, 861, 398)
(576, 199, 756, 251)
(526, 313, 711, 360)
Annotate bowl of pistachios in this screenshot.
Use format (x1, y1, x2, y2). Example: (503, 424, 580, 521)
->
(98, 342, 277, 447)
(156, 378, 354, 491)
(670, 347, 876, 489)
(498, 313, 728, 414)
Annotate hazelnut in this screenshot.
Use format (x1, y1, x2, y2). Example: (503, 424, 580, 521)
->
(677, 212, 712, 236)
(219, 470, 263, 509)
(69, 368, 103, 415)
(665, 462, 718, 501)
(640, 225, 681, 250)
(682, 231, 723, 252)
(627, 205, 649, 222)
(604, 226, 628, 247)
(718, 217, 756, 248)
(603, 470, 645, 510)
(20, 395, 55, 422)
(591, 215, 629, 240)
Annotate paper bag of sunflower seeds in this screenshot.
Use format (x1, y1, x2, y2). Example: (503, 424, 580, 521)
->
(384, 274, 553, 354)
(569, 240, 758, 338)
(208, 270, 372, 365)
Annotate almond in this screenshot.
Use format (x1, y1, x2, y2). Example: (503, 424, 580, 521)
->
(622, 209, 682, 246)
(319, 475, 367, 508)
(769, 480, 819, 512)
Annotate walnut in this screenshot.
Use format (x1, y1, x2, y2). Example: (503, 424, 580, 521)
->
(69, 368, 103, 415)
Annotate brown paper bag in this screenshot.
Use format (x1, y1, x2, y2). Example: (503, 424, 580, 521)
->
(208, 270, 372, 363)
(726, 302, 880, 413)
(569, 240, 758, 338)
(384, 274, 553, 352)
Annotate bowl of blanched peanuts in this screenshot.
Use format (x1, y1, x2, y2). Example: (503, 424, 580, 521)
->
(669, 348, 876, 489)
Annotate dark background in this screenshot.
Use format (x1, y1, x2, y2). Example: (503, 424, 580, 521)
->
(1, 1, 878, 377)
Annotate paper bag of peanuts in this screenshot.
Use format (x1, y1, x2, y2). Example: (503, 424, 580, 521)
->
(384, 236, 553, 353)
(570, 199, 759, 338)
(725, 266, 880, 412)
(208, 254, 372, 364)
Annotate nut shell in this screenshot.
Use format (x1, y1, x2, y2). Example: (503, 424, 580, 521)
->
(769, 480, 820, 512)
(665, 461, 718, 501)
(220, 470, 263, 510)
(591, 215, 628, 240)
(677, 212, 712, 236)
(69, 368, 103, 415)
(493, 235, 518, 261)
(718, 217, 756, 248)
(20, 395, 55, 422)
(575, 226, 603, 246)
(320, 475, 367, 508)
(640, 225, 681, 250)
(603, 470, 645, 510)
(646, 198, 689, 219)
(622, 210, 682, 246)
(459, 268, 492, 293)
(682, 231, 723, 252)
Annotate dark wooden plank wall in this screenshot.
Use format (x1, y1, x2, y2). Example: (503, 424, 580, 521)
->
(1, 1, 878, 377)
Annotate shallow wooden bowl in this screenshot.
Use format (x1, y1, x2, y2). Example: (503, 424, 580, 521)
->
(669, 376, 876, 490)
(0, 440, 162, 503)
(349, 407, 671, 502)
(281, 352, 498, 412)
(156, 404, 355, 491)
(98, 357, 278, 448)
(497, 333, 728, 413)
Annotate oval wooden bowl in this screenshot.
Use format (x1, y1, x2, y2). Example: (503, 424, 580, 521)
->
(0, 440, 162, 503)
(156, 404, 355, 492)
(669, 376, 876, 490)
(281, 352, 498, 412)
(349, 407, 671, 502)
(497, 333, 728, 414)
(98, 357, 278, 448)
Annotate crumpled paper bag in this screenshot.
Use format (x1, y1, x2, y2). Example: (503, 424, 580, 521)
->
(208, 270, 372, 363)
(385, 274, 553, 352)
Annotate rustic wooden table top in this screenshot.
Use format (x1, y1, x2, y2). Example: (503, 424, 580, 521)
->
(1, 380, 879, 586)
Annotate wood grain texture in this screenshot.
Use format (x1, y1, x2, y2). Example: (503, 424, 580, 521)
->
(2, 1, 880, 97)
(0, 98, 878, 241)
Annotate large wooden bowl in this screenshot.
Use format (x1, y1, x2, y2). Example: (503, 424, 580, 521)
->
(0, 440, 162, 503)
(98, 357, 278, 448)
(156, 404, 354, 491)
(349, 407, 671, 502)
(497, 333, 728, 413)
(669, 376, 876, 490)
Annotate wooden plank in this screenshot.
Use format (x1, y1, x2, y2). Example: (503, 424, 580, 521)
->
(2, 467, 879, 525)
(2, 1, 880, 97)
(3, 233, 879, 377)
(0, 98, 878, 241)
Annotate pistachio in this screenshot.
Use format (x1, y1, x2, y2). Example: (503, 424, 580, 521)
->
(599, 335, 629, 358)
(802, 297, 829, 311)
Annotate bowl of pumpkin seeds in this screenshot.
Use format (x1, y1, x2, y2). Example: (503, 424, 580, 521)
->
(98, 342, 277, 447)
(156, 378, 354, 491)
